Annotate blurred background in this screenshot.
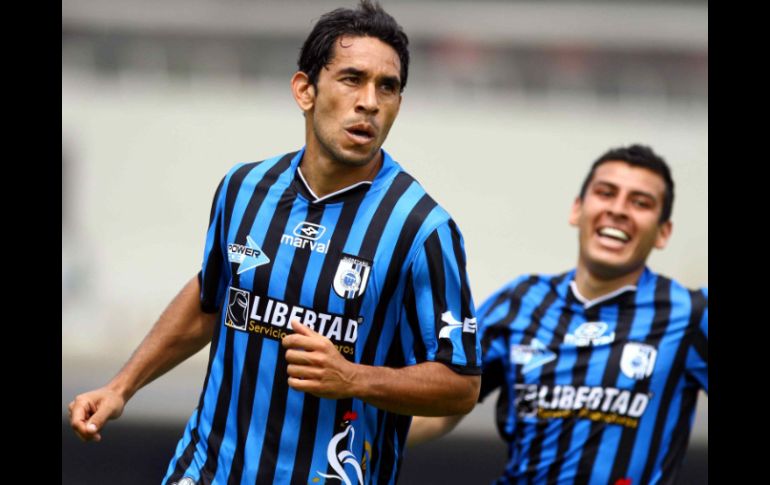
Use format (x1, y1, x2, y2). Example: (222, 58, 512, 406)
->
(62, 0, 707, 483)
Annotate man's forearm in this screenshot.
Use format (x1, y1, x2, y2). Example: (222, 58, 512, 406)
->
(106, 275, 217, 401)
(407, 414, 465, 446)
(349, 361, 480, 416)
(284, 323, 480, 415)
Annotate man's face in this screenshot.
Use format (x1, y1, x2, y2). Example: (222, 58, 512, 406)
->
(569, 161, 672, 280)
(304, 35, 402, 166)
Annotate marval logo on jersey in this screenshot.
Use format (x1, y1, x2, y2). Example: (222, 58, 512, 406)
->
(438, 311, 477, 339)
(315, 411, 371, 485)
(224, 286, 361, 359)
(228, 236, 270, 274)
(281, 221, 330, 254)
(511, 338, 557, 374)
(620, 342, 657, 380)
(564, 321, 615, 347)
(333, 254, 372, 300)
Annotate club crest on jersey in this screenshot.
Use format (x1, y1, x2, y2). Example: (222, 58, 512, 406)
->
(227, 235, 270, 274)
(333, 254, 372, 300)
(620, 342, 657, 380)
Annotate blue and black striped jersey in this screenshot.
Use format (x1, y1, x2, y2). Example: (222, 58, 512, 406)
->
(478, 269, 707, 485)
(164, 148, 480, 485)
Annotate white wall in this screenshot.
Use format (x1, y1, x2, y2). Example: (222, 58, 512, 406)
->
(62, 72, 707, 440)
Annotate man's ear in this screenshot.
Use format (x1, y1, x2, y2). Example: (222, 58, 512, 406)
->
(291, 71, 315, 112)
(654, 220, 673, 250)
(569, 196, 582, 227)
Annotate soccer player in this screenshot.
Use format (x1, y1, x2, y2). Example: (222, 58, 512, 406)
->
(408, 145, 708, 484)
(68, 2, 481, 484)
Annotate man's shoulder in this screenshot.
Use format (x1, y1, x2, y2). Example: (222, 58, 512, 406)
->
(224, 151, 298, 177)
(668, 275, 708, 298)
(484, 271, 572, 307)
(644, 268, 708, 308)
(383, 166, 458, 241)
(505, 271, 570, 294)
(216, 151, 299, 190)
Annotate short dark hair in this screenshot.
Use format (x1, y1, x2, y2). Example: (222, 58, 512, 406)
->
(578, 144, 675, 223)
(297, 0, 410, 92)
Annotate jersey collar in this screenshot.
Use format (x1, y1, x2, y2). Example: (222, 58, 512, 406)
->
(289, 147, 401, 204)
(565, 267, 654, 309)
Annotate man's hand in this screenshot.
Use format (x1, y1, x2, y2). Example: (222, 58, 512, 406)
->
(283, 320, 479, 416)
(67, 275, 217, 444)
(68, 387, 126, 442)
(282, 321, 357, 399)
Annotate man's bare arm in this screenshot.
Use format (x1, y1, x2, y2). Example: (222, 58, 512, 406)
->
(283, 322, 480, 416)
(407, 415, 466, 446)
(68, 274, 217, 441)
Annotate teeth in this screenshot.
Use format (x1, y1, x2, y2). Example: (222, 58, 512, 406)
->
(599, 227, 629, 241)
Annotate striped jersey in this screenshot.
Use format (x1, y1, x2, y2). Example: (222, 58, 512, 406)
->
(164, 148, 481, 485)
(478, 268, 707, 485)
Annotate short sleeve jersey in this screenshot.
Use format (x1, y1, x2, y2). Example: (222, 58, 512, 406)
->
(163, 148, 481, 485)
(477, 269, 707, 485)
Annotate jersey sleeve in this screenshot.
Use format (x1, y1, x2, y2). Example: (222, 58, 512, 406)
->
(400, 219, 481, 375)
(475, 275, 529, 402)
(686, 287, 708, 392)
(198, 175, 229, 314)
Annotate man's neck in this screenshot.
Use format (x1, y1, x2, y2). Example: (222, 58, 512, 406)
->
(573, 263, 645, 301)
(299, 149, 382, 199)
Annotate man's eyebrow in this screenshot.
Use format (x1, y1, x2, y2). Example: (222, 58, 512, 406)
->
(629, 190, 657, 201)
(335, 67, 401, 87)
(379, 75, 401, 88)
(336, 67, 366, 77)
(592, 180, 618, 190)
(593, 180, 657, 201)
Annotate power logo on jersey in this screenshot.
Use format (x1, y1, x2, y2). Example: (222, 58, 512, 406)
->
(620, 342, 657, 380)
(227, 235, 270, 274)
(333, 254, 372, 299)
(511, 338, 557, 374)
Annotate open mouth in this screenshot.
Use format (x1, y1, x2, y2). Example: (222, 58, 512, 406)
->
(597, 226, 630, 242)
(345, 124, 375, 143)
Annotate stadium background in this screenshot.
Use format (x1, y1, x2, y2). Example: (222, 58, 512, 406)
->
(62, 0, 707, 482)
